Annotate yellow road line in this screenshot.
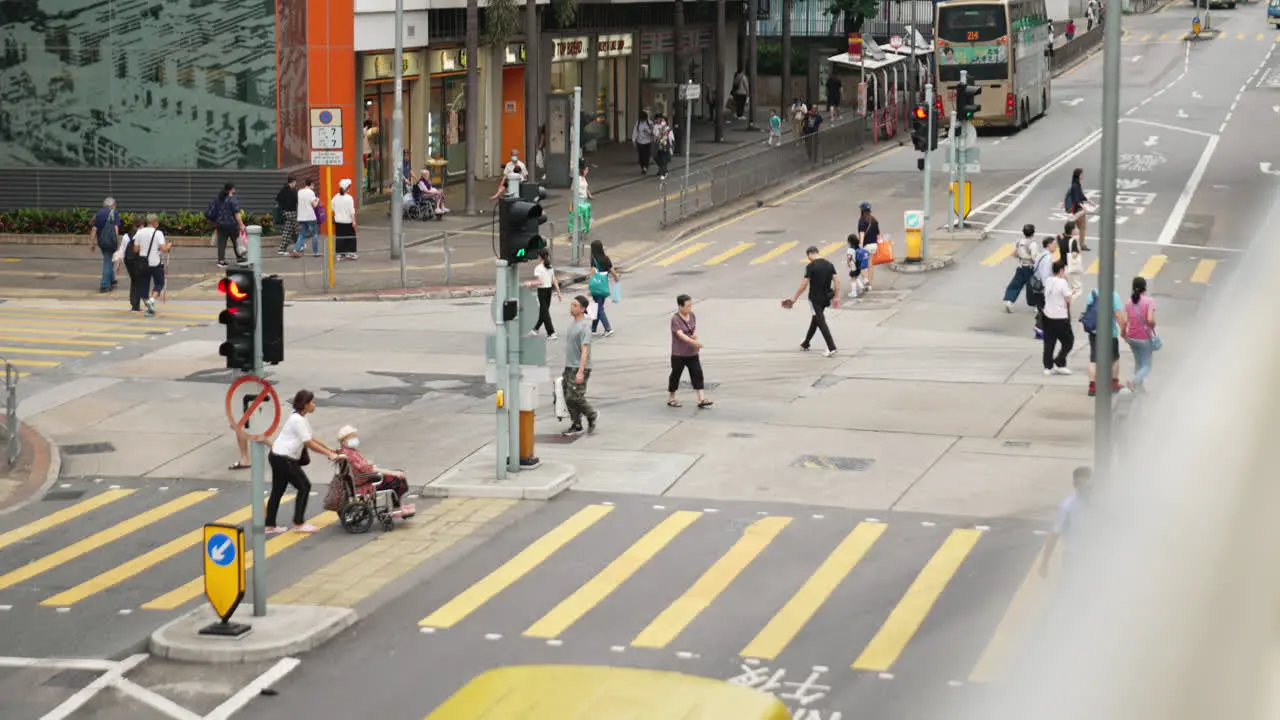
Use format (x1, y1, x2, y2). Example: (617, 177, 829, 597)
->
(0, 308, 214, 321)
(0, 346, 93, 357)
(1, 359, 61, 368)
(0, 335, 119, 347)
(0, 326, 147, 339)
(40, 501, 288, 607)
(751, 241, 799, 265)
(1087, 257, 1099, 275)
(0, 489, 135, 552)
(141, 509, 339, 611)
(655, 242, 712, 268)
(632, 516, 792, 649)
(981, 244, 1013, 266)
(1137, 254, 1167, 278)
(0, 312, 198, 329)
(420, 504, 613, 629)
(817, 241, 845, 258)
(0, 491, 215, 593)
(1237, 32, 1246, 40)
(968, 546, 1049, 683)
(1141, 33, 1153, 41)
(704, 242, 756, 266)
(1260, 33, 1268, 41)
(741, 522, 887, 661)
(0, 317, 178, 332)
(1158, 33, 1170, 41)
(1189, 258, 1217, 284)
(852, 528, 983, 672)
(524, 510, 702, 639)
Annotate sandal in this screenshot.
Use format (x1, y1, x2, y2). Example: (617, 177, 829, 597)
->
(667, 400, 683, 408)
(228, 462, 250, 470)
(292, 523, 319, 533)
(697, 400, 714, 409)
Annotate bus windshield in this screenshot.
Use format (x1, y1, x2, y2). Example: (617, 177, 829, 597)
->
(937, 5, 1010, 81)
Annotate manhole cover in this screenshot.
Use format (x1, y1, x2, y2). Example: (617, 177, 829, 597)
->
(1175, 214, 1213, 244)
(43, 489, 87, 502)
(792, 455, 874, 472)
(60, 442, 116, 456)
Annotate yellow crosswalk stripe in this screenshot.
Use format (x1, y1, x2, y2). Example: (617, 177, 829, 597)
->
(1190, 259, 1217, 284)
(1275, 32, 1280, 42)
(0, 491, 215, 593)
(818, 241, 845, 257)
(0, 335, 119, 347)
(420, 504, 613, 629)
(0, 489, 135, 552)
(1086, 257, 1099, 275)
(1237, 32, 1246, 40)
(704, 242, 756, 266)
(1141, 33, 1153, 41)
(981, 244, 1013, 266)
(0, 326, 147, 339)
(0, 308, 213, 322)
(1158, 33, 1169, 40)
(524, 510, 702, 639)
(40, 500, 288, 607)
(1260, 33, 1268, 41)
(741, 522, 887, 661)
(751, 241, 799, 265)
(632, 516, 792, 650)
(1137, 254, 1167, 278)
(852, 528, 983, 672)
(655, 242, 712, 267)
(141, 509, 339, 611)
(0, 317, 175, 333)
(969, 546, 1050, 683)
(2, 359, 61, 368)
(0, 346, 93, 357)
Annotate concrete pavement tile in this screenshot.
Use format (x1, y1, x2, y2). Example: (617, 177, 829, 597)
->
(890, 450, 1078, 521)
(645, 420, 955, 509)
(54, 430, 220, 478)
(533, 414, 678, 451)
(952, 436, 1091, 460)
(996, 386, 1094, 445)
(27, 392, 148, 435)
(829, 345, 1037, 384)
(16, 376, 122, 417)
(519, 444, 699, 495)
(101, 340, 224, 380)
(776, 378, 1036, 438)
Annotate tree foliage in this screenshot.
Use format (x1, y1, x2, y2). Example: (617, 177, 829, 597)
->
(825, 0, 879, 33)
(485, 0, 521, 46)
(552, 0, 578, 28)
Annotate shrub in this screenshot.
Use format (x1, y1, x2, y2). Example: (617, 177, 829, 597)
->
(0, 208, 276, 236)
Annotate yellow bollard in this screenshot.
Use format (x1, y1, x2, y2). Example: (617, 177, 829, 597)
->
(903, 210, 924, 263)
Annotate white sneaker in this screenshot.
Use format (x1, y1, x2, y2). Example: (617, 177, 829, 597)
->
(548, 333, 558, 340)
(1004, 301, 1014, 313)
(823, 349, 838, 357)
(604, 329, 615, 338)
(528, 330, 538, 337)
(1052, 367, 1072, 375)
(1043, 368, 1054, 376)
(848, 289, 859, 298)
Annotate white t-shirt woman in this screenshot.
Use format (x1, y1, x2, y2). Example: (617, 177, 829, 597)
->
(1043, 275, 1072, 320)
(533, 262, 555, 289)
(271, 412, 313, 461)
(331, 192, 356, 225)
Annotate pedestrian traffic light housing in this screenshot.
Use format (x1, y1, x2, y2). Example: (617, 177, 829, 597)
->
(955, 81, 981, 121)
(261, 275, 285, 365)
(911, 106, 929, 153)
(218, 269, 255, 371)
(498, 190, 549, 264)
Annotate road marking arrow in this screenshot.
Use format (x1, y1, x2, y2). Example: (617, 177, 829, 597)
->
(211, 538, 232, 562)
(1262, 162, 1280, 176)
(1061, 97, 1085, 106)
(1191, 90, 1203, 99)
(1176, 109, 1189, 118)
(1130, 55, 1142, 63)
(1116, 178, 1149, 190)
(1143, 135, 1159, 147)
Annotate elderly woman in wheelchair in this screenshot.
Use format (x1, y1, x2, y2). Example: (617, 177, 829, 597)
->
(328, 425, 415, 533)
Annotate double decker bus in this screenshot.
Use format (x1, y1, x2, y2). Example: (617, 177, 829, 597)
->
(934, 0, 1053, 130)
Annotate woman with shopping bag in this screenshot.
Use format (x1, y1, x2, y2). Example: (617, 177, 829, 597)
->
(588, 240, 619, 337)
(858, 202, 884, 290)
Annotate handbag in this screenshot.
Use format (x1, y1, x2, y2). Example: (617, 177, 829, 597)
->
(610, 279, 622, 304)
(299, 447, 311, 467)
(871, 238, 895, 266)
(589, 270, 611, 297)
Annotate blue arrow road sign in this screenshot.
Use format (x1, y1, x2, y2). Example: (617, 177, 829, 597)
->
(206, 532, 236, 567)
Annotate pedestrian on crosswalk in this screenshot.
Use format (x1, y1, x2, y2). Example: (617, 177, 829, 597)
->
(266, 390, 341, 534)
(785, 246, 839, 357)
(1122, 276, 1158, 392)
(856, 203, 880, 292)
(562, 296, 598, 436)
(1029, 236, 1056, 339)
(668, 294, 713, 409)
(1003, 224, 1039, 312)
(131, 214, 169, 317)
(90, 197, 123, 294)
(1064, 168, 1094, 251)
(1083, 286, 1125, 397)
(1039, 465, 1093, 577)
(1041, 258, 1075, 375)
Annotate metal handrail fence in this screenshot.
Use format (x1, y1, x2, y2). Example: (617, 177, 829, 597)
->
(659, 115, 874, 227)
(2, 359, 19, 469)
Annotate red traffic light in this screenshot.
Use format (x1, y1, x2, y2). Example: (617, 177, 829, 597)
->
(218, 277, 248, 301)
(912, 106, 928, 120)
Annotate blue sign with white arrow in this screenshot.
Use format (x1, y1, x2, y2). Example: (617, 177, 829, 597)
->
(206, 532, 236, 567)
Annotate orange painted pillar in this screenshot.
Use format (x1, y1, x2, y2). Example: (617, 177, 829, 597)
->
(305, 0, 358, 210)
(519, 381, 537, 466)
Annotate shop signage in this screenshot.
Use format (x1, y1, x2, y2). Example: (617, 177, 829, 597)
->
(552, 36, 590, 62)
(364, 52, 422, 80)
(438, 48, 468, 72)
(597, 34, 633, 58)
(504, 43, 526, 65)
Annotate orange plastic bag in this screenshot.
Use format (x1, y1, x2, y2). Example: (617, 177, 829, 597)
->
(872, 238, 895, 266)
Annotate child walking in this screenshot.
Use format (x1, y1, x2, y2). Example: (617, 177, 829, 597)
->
(768, 110, 783, 146)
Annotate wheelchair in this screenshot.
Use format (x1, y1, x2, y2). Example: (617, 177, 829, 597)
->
(332, 457, 402, 534)
(403, 190, 442, 222)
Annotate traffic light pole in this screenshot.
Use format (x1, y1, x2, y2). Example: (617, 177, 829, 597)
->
(570, 85, 582, 267)
(245, 225, 267, 618)
(956, 71, 968, 229)
(922, 83, 933, 259)
(504, 266, 520, 474)
(494, 261, 511, 481)
(947, 110, 958, 228)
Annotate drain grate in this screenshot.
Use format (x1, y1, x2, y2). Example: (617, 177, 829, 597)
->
(792, 455, 874, 472)
(60, 442, 116, 456)
(453, 301, 486, 306)
(1002, 440, 1031, 448)
(728, 432, 755, 439)
(669, 270, 706, 276)
(755, 229, 786, 235)
(43, 489, 87, 502)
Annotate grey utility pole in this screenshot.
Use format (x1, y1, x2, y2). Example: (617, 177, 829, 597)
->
(245, 225, 267, 617)
(947, 109, 958, 228)
(464, 0, 479, 214)
(922, 83, 934, 258)
(389, 0, 406, 277)
(1094, 0, 1124, 477)
(956, 70, 968, 229)
(570, 86, 583, 266)
(493, 260, 511, 481)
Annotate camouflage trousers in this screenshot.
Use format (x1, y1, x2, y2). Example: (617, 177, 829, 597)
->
(562, 367, 597, 427)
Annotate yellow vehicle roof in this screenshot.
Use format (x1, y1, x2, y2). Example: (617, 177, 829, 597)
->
(425, 665, 793, 720)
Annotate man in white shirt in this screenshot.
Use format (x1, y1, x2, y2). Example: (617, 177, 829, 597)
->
(132, 213, 168, 316)
(294, 178, 319, 257)
(502, 150, 529, 182)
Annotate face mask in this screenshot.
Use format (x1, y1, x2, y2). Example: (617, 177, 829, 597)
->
(345, 437, 360, 449)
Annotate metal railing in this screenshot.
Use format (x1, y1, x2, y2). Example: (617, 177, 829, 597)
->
(2, 360, 19, 469)
(659, 116, 874, 227)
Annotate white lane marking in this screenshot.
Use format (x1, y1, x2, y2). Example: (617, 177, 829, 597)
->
(1157, 135, 1219, 246)
(115, 679, 203, 720)
(1123, 118, 1215, 139)
(988, 228, 1244, 253)
(41, 654, 149, 720)
(204, 657, 302, 720)
(972, 129, 1103, 231)
(0, 657, 117, 671)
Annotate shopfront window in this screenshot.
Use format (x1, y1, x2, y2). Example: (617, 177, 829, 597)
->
(429, 75, 466, 180)
(361, 52, 422, 199)
(551, 61, 581, 94)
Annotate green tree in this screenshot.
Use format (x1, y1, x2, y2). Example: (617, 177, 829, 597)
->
(826, 0, 880, 35)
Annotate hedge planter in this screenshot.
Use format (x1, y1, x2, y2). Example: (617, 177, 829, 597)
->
(0, 208, 276, 238)
(0, 233, 280, 248)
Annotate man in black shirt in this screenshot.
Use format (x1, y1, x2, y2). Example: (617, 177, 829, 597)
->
(275, 176, 299, 256)
(786, 246, 839, 356)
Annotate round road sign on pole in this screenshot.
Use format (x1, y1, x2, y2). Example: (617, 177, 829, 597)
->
(225, 375, 281, 442)
(890, 35, 904, 50)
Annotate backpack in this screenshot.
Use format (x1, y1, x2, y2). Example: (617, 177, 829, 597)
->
(1028, 255, 1047, 296)
(1080, 291, 1098, 334)
(588, 270, 610, 297)
(1063, 189, 1074, 214)
(656, 128, 672, 152)
(205, 197, 221, 223)
(96, 209, 119, 253)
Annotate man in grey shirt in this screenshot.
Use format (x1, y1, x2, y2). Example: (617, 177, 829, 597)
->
(562, 295, 597, 436)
